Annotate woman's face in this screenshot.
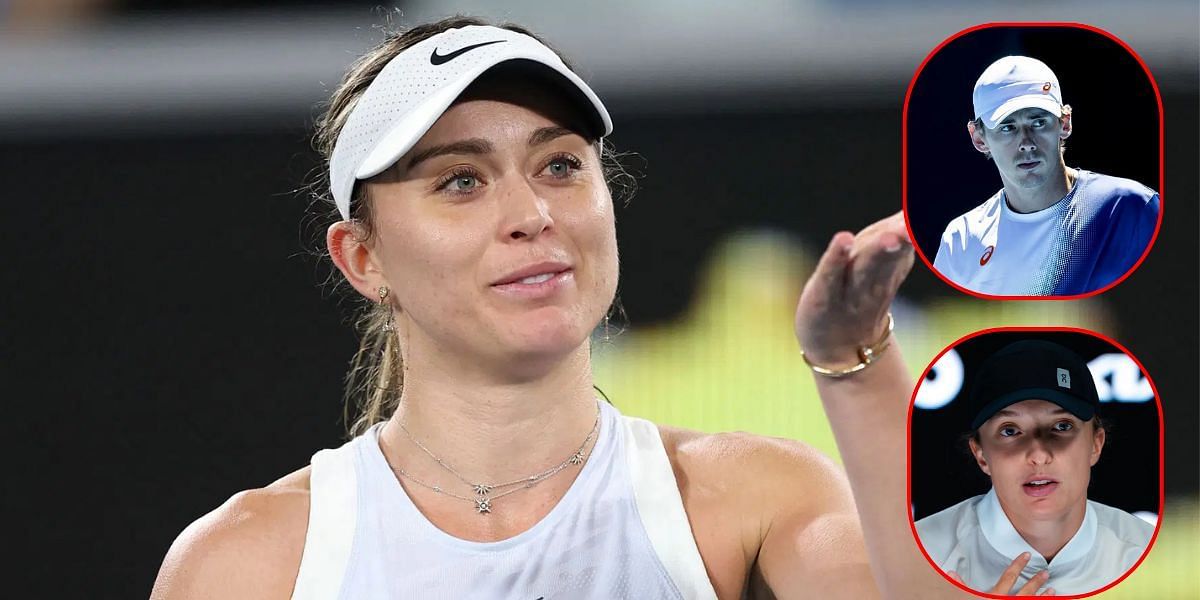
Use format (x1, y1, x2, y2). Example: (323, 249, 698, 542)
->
(969, 399, 1105, 524)
(335, 82, 618, 372)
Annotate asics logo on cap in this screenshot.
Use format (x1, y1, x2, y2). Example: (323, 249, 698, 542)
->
(1057, 367, 1071, 388)
(430, 40, 506, 65)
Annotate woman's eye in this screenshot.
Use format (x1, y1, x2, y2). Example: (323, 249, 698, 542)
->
(1053, 421, 1074, 432)
(438, 170, 482, 193)
(447, 175, 478, 191)
(999, 426, 1019, 437)
(542, 155, 582, 178)
(549, 160, 570, 176)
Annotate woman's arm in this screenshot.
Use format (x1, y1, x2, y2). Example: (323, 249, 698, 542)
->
(789, 213, 969, 600)
(150, 481, 309, 600)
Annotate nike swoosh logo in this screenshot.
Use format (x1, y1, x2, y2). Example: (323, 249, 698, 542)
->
(430, 40, 506, 65)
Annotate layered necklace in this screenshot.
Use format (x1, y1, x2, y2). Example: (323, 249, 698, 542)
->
(390, 401, 602, 515)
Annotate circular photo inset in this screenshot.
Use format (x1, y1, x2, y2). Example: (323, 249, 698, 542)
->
(909, 328, 1162, 597)
(904, 24, 1162, 299)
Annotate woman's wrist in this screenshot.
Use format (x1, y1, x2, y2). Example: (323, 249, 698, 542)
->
(799, 313, 895, 378)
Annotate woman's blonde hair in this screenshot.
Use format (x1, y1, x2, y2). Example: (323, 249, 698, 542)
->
(311, 15, 634, 437)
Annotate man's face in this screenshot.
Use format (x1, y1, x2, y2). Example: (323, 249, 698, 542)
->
(969, 399, 1104, 524)
(969, 107, 1072, 191)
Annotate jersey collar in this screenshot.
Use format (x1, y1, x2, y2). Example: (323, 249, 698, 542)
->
(978, 487, 1097, 569)
(1000, 168, 1087, 223)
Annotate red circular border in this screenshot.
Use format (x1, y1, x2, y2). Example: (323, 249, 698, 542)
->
(905, 326, 1166, 599)
(901, 23, 1165, 301)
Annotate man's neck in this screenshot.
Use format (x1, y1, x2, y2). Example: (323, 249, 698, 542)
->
(1002, 165, 1077, 214)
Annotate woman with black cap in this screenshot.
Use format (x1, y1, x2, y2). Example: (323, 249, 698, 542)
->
(151, 16, 949, 600)
(916, 340, 1154, 596)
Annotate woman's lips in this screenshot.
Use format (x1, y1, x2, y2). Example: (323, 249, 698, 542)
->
(1022, 479, 1060, 498)
(490, 269, 574, 299)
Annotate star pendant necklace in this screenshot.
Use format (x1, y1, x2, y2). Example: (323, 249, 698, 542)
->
(390, 401, 601, 515)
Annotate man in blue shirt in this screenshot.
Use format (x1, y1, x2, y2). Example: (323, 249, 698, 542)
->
(932, 56, 1160, 296)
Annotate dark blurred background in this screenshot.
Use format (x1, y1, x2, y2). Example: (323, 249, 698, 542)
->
(2, 1, 1196, 598)
(911, 330, 1160, 521)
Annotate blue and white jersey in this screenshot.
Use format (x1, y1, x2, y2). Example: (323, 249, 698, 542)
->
(932, 170, 1159, 296)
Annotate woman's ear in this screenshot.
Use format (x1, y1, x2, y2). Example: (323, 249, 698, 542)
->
(328, 221, 386, 302)
(1089, 422, 1106, 467)
(968, 437, 991, 476)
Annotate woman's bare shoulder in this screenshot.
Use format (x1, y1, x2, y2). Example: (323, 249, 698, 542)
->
(149, 466, 312, 600)
(656, 424, 853, 517)
(652, 424, 860, 597)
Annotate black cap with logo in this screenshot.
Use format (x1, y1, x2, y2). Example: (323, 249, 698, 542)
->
(968, 339, 1100, 431)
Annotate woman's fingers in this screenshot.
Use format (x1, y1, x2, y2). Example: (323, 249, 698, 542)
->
(949, 554, 1052, 596)
(795, 212, 914, 359)
(846, 213, 913, 306)
(991, 552, 1032, 593)
(848, 211, 908, 261)
(805, 231, 855, 307)
(1014, 571, 1051, 596)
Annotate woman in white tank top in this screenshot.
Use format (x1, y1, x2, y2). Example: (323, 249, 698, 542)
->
(151, 15, 972, 600)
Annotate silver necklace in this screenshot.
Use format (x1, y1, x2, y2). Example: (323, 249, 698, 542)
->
(391, 401, 601, 514)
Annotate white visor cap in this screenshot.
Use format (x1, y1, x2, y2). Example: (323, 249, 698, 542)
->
(328, 25, 613, 220)
(972, 56, 1064, 130)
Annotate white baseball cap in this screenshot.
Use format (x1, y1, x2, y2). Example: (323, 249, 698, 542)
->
(972, 56, 1064, 130)
(329, 25, 613, 220)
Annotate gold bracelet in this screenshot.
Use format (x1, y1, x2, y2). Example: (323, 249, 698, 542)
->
(800, 313, 895, 379)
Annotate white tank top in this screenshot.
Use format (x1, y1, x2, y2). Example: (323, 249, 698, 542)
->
(291, 401, 719, 600)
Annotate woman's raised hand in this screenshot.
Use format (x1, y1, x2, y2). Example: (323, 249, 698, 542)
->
(794, 212, 914, 367)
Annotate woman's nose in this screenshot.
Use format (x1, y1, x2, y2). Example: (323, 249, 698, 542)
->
(500, 177, 553, 240)
(1026, 436, 1053, 465)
